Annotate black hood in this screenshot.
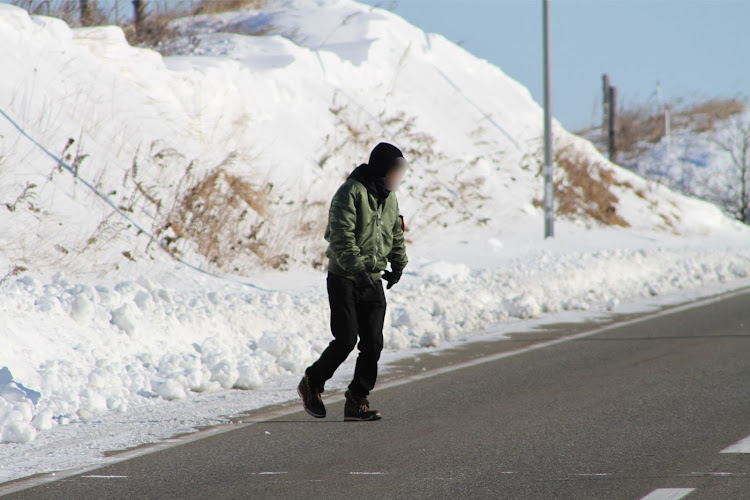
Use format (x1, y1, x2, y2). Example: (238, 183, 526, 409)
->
(368, 142, 404, 177)
(347, 142, 405, 205)
(348, 163, 390, 205)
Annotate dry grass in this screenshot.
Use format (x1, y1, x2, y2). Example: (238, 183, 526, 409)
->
(161, 166, 276, 268)
(124, 13, 177, 47)
(532, 144, 630, 227)
(680, 98, 747, 133)
(615, 104, 667, 156)
(579, 96, 746, 161)
(0, 264, 28, 286)
(4, 182, 37, 212)
(158, 164, 330, 272)
(191, 0, 266, 15)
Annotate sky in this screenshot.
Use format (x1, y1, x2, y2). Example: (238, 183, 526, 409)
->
(4, 0, 748, 130)
(359, 0, 749, 131)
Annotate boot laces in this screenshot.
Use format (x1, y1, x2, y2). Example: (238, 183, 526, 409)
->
(347, 392, 370, 413)
(358, 398, 370, 413)
(306, 377, 323, 402)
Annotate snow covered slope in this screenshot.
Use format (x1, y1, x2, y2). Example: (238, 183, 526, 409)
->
(614, 107, 750, 223)
(1, 0, 750, 478)
(1, 0, 744, 279)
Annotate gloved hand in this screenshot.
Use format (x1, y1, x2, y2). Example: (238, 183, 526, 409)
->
(354, 270, 377, 291)
(382, 269, 402, 290)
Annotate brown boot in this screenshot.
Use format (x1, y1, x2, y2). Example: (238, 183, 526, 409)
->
(344, 390, 382, 421)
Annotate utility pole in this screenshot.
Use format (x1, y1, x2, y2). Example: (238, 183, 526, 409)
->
(542, 0, 554, 238)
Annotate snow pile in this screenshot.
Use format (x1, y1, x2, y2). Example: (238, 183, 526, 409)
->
(2, 239, 750, 445)
(1, 0, 750, 464)
(0, 368, 41, 444)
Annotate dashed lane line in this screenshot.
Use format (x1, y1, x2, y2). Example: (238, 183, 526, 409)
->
(638, 488, 695, 500)
(720, 433, 750, 453)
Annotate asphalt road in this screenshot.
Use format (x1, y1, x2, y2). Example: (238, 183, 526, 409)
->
(4, 289, 750, 500)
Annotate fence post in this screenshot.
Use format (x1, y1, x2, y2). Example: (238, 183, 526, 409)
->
(607, 85, 617, 162)
(602, 74, 610, 140)
(132, 0, 146, 38)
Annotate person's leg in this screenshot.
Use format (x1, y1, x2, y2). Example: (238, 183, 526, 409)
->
(305, 272, 359, 393)
(348, 278, 386, 399)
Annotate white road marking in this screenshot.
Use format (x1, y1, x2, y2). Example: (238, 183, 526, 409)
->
(638, 488, 695, 500)
(720, 433, 750, 453)
(250, 472, 287, 475)
(80, 475, 128, 478)
(690, 471, 741, 477)
(349, 472, 384, 475)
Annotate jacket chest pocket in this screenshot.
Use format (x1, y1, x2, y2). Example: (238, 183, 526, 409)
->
(380, 210, 396, 236)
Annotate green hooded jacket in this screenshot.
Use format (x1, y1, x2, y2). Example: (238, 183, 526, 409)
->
(325, 169, 408, 280)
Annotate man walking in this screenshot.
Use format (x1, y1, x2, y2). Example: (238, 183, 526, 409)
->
(298, 142, 409, 421)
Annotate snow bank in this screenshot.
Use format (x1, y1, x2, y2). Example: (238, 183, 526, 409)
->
(2, 241, 749, 444)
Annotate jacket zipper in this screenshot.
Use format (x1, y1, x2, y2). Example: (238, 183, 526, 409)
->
(371, 202, 383, 271)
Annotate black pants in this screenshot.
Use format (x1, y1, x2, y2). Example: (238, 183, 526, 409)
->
(305, 271, 386, 399)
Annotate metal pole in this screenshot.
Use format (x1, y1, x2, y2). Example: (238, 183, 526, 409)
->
(542, 0, 554, 238)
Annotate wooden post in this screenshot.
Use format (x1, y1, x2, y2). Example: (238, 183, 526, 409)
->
(132, 0, 146, 38)
(602, 74, 610, 140)
(664, 104, 671, 158)
(80, 0, 93, 26)
(608, 85, 617, 162)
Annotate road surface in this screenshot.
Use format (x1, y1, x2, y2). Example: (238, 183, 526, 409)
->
(3, 289, 750, 499)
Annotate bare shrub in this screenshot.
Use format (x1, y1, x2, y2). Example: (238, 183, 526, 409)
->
(709, 117, 750, 223)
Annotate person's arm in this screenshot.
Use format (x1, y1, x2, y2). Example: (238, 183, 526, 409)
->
(389, 203, 408, 272)
(327, 185, 366, 274)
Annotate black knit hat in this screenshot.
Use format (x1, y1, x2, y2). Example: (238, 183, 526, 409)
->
(368, 142, 404, 178)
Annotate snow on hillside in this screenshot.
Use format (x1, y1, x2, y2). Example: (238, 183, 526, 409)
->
(1, 0, 750, 481)
(618, 108, 750, 223)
